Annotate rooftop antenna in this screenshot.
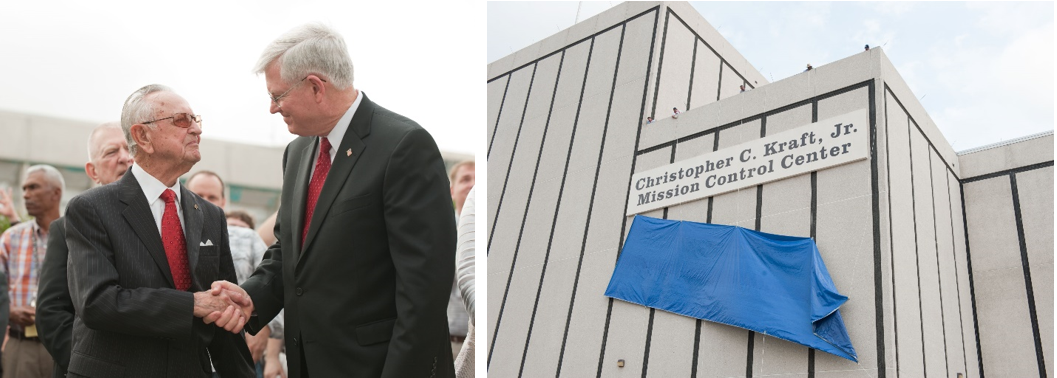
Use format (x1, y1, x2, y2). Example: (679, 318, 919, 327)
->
(575, 2, 582, 24)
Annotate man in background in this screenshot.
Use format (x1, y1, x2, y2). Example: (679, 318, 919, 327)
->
(446, 160, 474, 358)
(185, 170, 279, 376)
(37, 122, 132, 378)
(1, 165, 64, 378)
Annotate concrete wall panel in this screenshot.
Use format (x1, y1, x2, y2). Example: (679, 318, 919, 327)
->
(1017, 166, 1055, 375)
(487, 65, 535, 223)
(948, 171, 980, 378)
(765, 104, 812, 136)
(910, 134, 947, 378)
(653, 18, 696, 118)
(964, 177, 1038, 377)
(884, 101, 926, 377)
(959, 134, 1053, 179)
(718, 61, 744, 101)
(689, 39, 721, 110)
(931, 151, 968, 376)
(487, 76, 510, 147)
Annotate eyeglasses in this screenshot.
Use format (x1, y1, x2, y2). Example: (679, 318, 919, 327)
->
(269, 76, 327, 108)
(269, 77, 308, 107)
(143, 113, 202, 128)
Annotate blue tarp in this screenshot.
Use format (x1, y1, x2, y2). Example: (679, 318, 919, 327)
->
(605, 215, 857, 362)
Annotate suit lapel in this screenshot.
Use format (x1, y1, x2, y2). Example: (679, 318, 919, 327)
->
(299, 94, 372, 264)
(118, 172, 175, 288)
(180, 185, 203, 281)
(290, 140, 315, 261)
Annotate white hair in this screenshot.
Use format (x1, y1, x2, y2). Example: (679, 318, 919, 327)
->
(121, 84, 173, 157)
(86, 121, 122, 161)
(25, 164, 65, 193)
(253, 22, 354, 89)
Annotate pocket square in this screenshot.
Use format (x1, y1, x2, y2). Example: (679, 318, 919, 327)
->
(200, 240, 214, 246)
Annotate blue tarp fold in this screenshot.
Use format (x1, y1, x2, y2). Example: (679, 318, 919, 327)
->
(605, 215, 857, 362)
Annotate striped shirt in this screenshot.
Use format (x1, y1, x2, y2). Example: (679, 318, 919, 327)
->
(0, 221, 47, 308)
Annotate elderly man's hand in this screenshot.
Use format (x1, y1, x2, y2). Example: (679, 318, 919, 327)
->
(194, 286, 247, 333)
(203, 281, 255, 333)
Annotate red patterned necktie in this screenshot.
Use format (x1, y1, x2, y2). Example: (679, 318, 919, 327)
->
(302, 137, 332, 246)
(160, 189, 191, 291)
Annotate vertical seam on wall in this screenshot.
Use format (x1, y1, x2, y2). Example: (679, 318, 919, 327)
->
(598, 6, 660, 374)
(642, 144, 675, 378)
(869, 80, 888, 378)
(649, 8, 671, 119)
(1009, 173, 1047, 378)
(490, 51, 565, 369)
(883, 88, 901, 378)
(548, 36, 595, 378)
(908, 117, 929, 377)
(667, 9, 754, 88)
(716, 59, 724, 102)
(691, 138, 718, 378)
(488, 62, 538, 255)
(958, 180, 985, 378)
(488, 76, 513, 159)
(516, 42, 586, 376)
(944, 168, 969, 376)
(808, 99, 819, 378)
(927, 151, 951, 378)
(687, 37, 698, 110)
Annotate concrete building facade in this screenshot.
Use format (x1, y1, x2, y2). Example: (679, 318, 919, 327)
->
(486, 2, 1052, 377)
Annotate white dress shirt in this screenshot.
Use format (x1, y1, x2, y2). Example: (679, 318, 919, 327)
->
(131, 163, 185, 234)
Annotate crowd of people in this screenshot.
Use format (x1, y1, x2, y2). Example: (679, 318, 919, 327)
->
(0, 22, 476, 378)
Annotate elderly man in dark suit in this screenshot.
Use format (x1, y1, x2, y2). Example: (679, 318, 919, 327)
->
(210, 23, 457, 378)
(36, 122, 132, 378)
(63, 85, 254, 378)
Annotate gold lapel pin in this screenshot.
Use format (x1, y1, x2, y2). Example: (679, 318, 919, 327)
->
(194, 204, 199, 210)
(346, 148, 352, 157)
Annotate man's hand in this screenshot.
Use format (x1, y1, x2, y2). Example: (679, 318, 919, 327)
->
(263, 337, 287, 378)
(204, 281, 254, 332)
(193, 289, 246, 333)
(0, 187, 20, 223)
(246, 325, 271, 362)
(9, 306, 35, 327)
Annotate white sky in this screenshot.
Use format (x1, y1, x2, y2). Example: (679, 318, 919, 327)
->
(0, 1, 485, 156)
(488, 2, 1055, 151)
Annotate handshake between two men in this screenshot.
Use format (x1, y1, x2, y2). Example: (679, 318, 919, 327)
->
(195, 280, 255, 333)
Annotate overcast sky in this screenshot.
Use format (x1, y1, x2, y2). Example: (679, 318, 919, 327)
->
(0, 1, 484, 155)
(488, 2, 1054, 151)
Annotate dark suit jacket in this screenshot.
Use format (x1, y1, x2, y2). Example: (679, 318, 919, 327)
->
(64, 170, 254, 378)
(242, 94, 457, 378)
(37, 217, 73, 377)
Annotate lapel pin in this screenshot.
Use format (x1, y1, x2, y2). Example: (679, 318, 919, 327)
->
(346, 148, 352, 157)
(194, 204, 199, 210)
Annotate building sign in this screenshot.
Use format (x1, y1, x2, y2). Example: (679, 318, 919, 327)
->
(627, 108, 869, 216)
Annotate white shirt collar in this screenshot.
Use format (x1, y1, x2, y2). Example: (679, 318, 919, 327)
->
(131, 163, 181, 207)
(321, 90, 362, 162)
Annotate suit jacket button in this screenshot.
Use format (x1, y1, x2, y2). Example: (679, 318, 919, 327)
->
(296, 287, 303, 296)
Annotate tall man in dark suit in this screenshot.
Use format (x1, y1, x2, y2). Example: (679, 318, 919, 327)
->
(63, 84, 254, 378)
(37, 122, 133, 378)
(210, 23, 457, 378)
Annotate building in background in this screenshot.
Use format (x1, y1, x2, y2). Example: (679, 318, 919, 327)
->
(0, 110, 471, 226)
(487, 2, 1051, 377)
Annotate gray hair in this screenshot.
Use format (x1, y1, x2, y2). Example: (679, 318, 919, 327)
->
(86, 121, 122, 161)
(253, 23, 354, 90)
(25, 164, 65, 193)
(121, 84, 173, 157)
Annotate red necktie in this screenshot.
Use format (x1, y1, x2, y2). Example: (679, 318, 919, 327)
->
(160, 189, 191, 291)
(302, 137, 332, 246)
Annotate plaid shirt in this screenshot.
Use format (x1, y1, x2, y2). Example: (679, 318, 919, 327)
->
(0, 221, 48, 308)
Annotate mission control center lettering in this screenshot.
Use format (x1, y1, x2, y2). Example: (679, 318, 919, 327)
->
(627, 109, 869, 216)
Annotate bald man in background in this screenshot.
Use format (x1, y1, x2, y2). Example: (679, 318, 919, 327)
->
(36, 122, 132, 378)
